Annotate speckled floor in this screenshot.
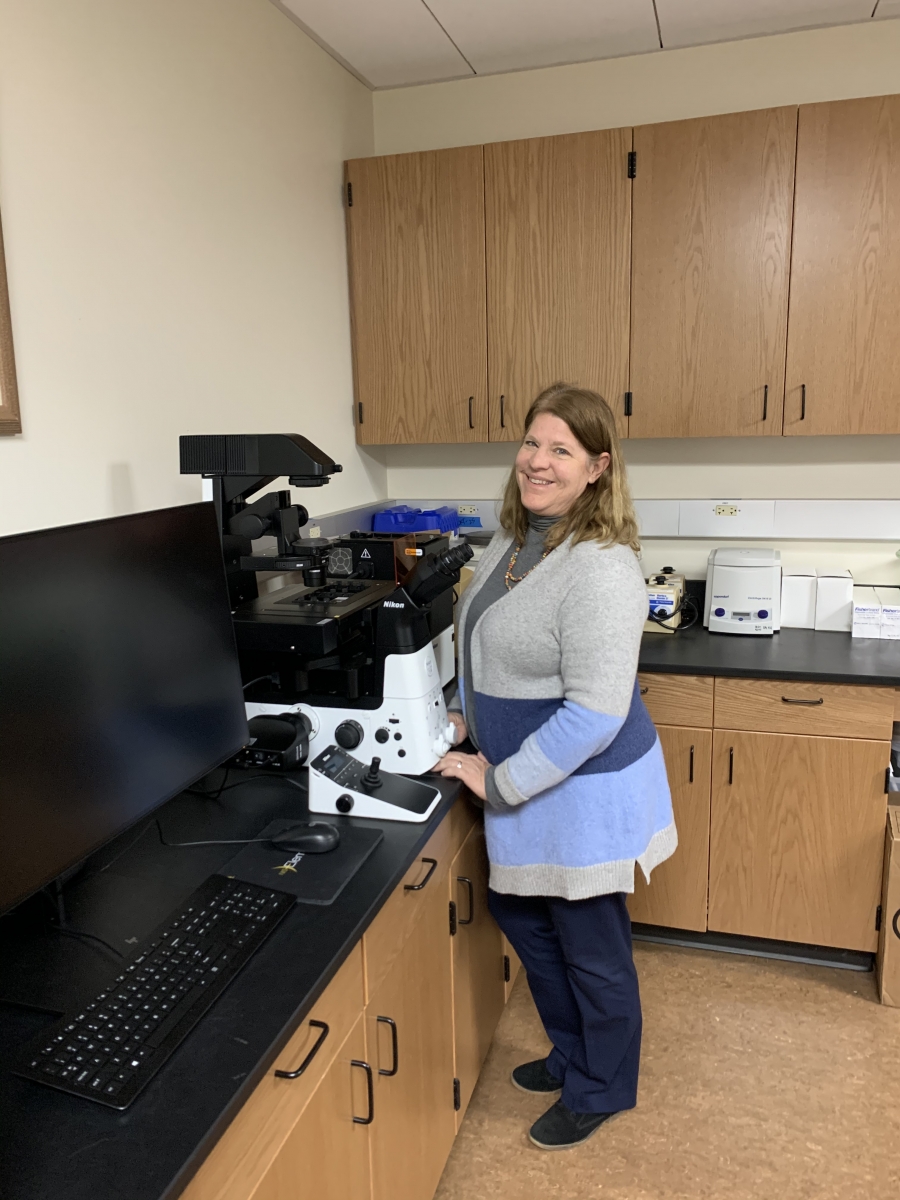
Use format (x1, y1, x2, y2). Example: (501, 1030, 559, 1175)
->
(435, 942, 900, 1200)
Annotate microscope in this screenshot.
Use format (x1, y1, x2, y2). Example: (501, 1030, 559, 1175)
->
(180, 434, 471, 775)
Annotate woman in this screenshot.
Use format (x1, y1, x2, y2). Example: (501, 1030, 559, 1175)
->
(437, 382, 675, 1151)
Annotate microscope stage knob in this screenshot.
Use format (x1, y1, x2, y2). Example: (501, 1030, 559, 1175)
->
(334, 720, 364, 750)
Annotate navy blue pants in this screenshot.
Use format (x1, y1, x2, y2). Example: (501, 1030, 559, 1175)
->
(488, 889, 641, 1115)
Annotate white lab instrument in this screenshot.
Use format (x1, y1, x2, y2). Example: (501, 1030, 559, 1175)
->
(308, 745, 442, 823)
(703, 548, 781, 636)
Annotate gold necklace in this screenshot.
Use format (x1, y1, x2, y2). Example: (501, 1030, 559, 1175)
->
(505, 542, 551, 590)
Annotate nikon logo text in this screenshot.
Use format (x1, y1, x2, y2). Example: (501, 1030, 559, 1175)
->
(383, 600, 405, 609)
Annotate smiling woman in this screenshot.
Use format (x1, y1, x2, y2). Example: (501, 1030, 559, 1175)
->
(437, 381, 673, 1151)
(0, 209, 21, 436)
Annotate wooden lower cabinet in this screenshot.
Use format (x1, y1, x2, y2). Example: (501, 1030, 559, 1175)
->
(450, 826, 506, 1122)
(628, 726, 712, 932)
(367, 875, 456, 1200)
(708, 731, 888, 951)
(254, 1015, 372, 1200)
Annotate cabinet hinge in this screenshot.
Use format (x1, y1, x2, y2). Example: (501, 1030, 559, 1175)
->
(357, 401, 364, 426)
(453, 1078, 461, 1111)
(503, 954, 511, 983)
(624, 391, 633, 417)
(449, 900, 457, 937)
(346, 181, 353, 207)
(876, 904, 883, 932)
(627, 151, 637, 179)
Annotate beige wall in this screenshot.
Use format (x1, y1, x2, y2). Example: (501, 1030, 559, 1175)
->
(375, 19, 900, 579)
(0, 0, 379, 537)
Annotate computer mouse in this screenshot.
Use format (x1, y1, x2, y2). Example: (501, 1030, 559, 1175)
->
(270, 822, 340, 854)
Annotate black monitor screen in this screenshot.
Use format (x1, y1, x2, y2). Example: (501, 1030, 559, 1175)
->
(0, 503, 248, 915)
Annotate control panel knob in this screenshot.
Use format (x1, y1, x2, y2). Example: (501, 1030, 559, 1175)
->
(374, 727, 390, 744)
(335, 720, 364, 750)
(714, 607, 726, 618)
(336, 794, 354, 813)
(432, 734, 452, 757)
(757, 609, 769, 620)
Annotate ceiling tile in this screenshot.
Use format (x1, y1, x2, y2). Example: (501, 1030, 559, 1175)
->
(274, 0, 473, 88)
(427, 0, 660, 75)
(656, 0, 874, 49)
(874, 0, 900, 17)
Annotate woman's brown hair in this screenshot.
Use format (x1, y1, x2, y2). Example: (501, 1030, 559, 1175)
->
(499, 382, 640, 553)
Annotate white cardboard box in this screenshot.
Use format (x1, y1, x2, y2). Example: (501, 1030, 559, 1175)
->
(876, 587, 900, 640)
(814, 568, 854, 632)
(852, 586, 882, 639)
(781, 568, 817, 629)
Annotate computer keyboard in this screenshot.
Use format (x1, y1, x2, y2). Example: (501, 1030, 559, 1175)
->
(15, 875, 295, 1110)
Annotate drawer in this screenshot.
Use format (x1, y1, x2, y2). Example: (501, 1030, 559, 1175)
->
(364, 797, 478, 1001)
(713, 677, 896, 740)
(638, 673, 714, 727)
(180, 943, 364, 1200)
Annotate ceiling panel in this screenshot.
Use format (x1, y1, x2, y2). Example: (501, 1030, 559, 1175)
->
(274, 0, 473, 88)
(656, 0, 875, 49)
(426, 0, 660, 75)
(874, 0, 900, 18)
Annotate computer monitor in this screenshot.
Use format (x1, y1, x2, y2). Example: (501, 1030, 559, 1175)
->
(0, 503, 248, 916)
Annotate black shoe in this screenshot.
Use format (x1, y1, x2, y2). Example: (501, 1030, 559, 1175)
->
(510, 1058, 563, 1094)
(528, 1100, 614, 1150)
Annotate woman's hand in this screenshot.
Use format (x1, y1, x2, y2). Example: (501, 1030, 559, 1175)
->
(447, 711, 468, 746)
(436, 749, 488, 801)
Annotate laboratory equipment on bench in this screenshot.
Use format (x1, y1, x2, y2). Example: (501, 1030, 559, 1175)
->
(703, 548, 781, 635)
(308, 746, 442, 823)
(180, 434, 471, 775)
(644, 569, 685, 634)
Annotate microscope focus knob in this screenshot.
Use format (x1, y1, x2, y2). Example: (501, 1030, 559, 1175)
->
(335, 720, 364, 750)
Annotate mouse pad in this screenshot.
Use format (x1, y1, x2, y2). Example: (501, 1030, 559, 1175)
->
(218, 820, 384, 905)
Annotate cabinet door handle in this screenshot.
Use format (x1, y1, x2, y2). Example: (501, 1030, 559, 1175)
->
(376, 1016, 398, 1077)
(800, 384, 806, 421)
(781, 696, 823, 706)
(404, 857, 438, 891)
(639, 685, 648, 695)
(457, 876, 475, 925)
(728, 746, 734, 785)
(689, 744, 694, 784)
(468, 396, 474, 430)
(499, 395, 506, 428)
(762, 384, 768, 421)
(274, 1019, 329, 1079)
(351, 1060, 375, 1124)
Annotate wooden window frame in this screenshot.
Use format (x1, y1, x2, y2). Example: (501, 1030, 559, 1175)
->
(0, 209, 21, 436)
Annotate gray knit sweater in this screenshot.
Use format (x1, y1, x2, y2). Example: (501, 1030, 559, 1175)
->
(450, 526, 676, 899)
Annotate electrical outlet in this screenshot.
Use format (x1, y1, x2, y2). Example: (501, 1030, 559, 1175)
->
(714, 504, 740, 517)
(458, 505, 478, 516)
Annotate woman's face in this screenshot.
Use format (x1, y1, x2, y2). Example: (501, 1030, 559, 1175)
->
(515, 412, 610, 518)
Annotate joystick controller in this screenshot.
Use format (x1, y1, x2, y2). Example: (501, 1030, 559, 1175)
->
(363, 757, 383, 790)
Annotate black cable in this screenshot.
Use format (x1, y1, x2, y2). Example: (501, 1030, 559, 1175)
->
(184, 766, 231, 800)
(210, 773, 307, 795)
(52, 926, 124, 960)
(241, 673, 278, 691)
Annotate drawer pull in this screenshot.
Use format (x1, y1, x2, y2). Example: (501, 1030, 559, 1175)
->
(376, 1016, 399, 1077)
(640, 686, 649, 695)
(781, 696, 824, 706)
(404, 857, 438, 891)
(499, 394, 506, 429)
(728, 746, 734, 785)
(351, 1060, 375, 1124)
(689, 744, 694, 784)
(274, 1019, 329, 1079)
(468, 396, 474, 430)
(457, 876, 475, 925)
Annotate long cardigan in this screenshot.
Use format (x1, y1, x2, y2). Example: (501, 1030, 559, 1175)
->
(454, 530, 676, 900)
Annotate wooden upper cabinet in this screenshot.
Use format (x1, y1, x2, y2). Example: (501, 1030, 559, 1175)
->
(344, 147, 488, 445)
(785, 96, 900, 436)
(484, 130, 632, 442)
(629, 108, 797, 438)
